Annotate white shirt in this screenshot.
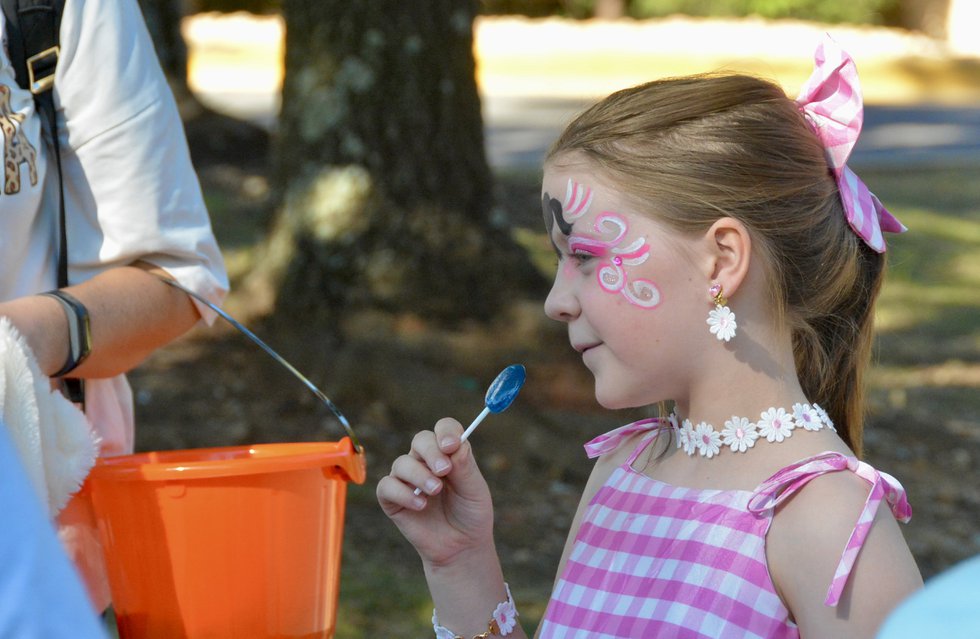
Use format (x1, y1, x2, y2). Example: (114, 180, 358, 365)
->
(1, 0, 228, 456)
(1, 0, 228, 611)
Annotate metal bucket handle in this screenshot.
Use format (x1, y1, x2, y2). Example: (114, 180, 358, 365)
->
(158, 276, 363, 453)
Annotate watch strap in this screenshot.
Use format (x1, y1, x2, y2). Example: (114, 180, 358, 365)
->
(40, 289, 92, 377)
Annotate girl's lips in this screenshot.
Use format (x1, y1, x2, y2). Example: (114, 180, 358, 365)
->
(574, 342, 601, 354)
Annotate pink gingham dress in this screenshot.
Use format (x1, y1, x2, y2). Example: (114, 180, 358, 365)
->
(538, 419, 912, 638)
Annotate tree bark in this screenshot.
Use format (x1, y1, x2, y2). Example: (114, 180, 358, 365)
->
(593, 0, 626, 19)
(137, 0, 190, 98)
(898, 0, 951, 37)
(253, 0, 541, 322)
(136, 0, 270, 168)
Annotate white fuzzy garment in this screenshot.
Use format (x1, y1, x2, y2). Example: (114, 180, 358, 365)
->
(0, 317, 99, 518)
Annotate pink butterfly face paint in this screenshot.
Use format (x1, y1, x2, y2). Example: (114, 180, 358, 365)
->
(568, 212, 661, 309)
(545, 178, 661, 310)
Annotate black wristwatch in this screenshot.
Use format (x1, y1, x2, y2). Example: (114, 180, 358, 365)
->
(40, 289, 92, 377)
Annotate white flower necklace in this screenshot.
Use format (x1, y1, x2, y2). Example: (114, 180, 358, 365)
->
(669, 403, 835, 458)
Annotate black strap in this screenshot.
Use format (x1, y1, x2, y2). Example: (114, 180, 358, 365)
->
(1, 0, 64, 93)
(3, 0, 82, 404)
(33, 86, 81, 402)
(2, 0, 66, 284)
(38, 93, 68, 286)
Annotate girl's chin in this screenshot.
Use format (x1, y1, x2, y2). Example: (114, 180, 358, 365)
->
(593, 387, 636, 411)
(593, 380, 662, 411)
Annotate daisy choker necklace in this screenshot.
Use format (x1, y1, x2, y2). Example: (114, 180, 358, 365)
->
(670, 402, 835, 458)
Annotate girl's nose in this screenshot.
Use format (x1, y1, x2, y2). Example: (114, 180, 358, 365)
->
(544, 270, 580, 322)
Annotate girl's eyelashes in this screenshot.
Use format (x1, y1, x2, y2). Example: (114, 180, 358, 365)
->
(553, 249, 596, 270)
(552, 235, 604, 267)
(570, 250, 596, 264)
(554, 245, 599, 264)
(567, 236, 607, 264)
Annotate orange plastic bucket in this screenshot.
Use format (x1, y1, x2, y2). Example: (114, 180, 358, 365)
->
(86, 437, 366, 639)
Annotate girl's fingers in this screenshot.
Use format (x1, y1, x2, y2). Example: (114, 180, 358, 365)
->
(433, 417, 466, 453)
(380, 418, 471, 501)
(376, 474, 428, 515)
(410, 419, 464, 470)
(392, 453, 444, 497)
(407, 419, 468, 495)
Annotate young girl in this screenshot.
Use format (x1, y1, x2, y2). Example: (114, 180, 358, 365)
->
(377, 37, 922, 638)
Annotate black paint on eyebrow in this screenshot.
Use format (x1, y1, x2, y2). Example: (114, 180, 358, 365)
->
(542, 191, 572, 236)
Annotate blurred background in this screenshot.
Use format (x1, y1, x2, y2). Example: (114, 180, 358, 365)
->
(126, 1, 979, 635)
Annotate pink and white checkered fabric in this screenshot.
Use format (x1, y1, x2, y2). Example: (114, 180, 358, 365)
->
(748, 451, 912, 606)
(538, 420, 912, 638)
(795, 34, 907, 253)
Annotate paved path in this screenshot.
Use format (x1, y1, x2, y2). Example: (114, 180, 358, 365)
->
(484, 96, 980, 170)
(196, 90, 980, 171)
(185, 13, 980, 171)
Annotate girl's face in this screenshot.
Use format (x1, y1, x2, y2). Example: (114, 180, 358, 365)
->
(542, 163, 707, 409)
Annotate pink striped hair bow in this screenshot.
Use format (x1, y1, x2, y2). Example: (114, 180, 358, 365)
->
(796, 35, 907, 253)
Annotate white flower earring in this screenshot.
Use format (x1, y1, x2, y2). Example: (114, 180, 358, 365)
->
(706, 283, 737, 342)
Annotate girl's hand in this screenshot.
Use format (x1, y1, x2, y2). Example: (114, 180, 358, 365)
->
(376, 417, 495, 568)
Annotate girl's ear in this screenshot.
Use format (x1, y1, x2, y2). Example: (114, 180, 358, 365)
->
(704, 217, 751, 297)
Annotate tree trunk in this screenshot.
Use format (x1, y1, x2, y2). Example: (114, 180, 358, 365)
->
(898, 0, 951, 37)
(252, 0, 540, 322)
(593, 0, 626, 19)
(137, 0, 190, 99)
(136, 0, 270, 168)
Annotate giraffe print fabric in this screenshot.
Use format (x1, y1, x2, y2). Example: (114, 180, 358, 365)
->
(0, 84, 39, 195)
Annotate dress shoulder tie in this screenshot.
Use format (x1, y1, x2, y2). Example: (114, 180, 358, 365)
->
(583, 418, 662, 460)
(747, 451, 912, 606)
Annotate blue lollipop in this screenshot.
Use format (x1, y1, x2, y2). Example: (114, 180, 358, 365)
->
(462, 364, 526, 440)
(414, 365, 525, 495)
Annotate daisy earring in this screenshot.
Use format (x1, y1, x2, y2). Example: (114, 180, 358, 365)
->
(706, 283, 737, 342)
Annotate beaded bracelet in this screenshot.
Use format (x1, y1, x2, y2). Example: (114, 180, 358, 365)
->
(432, 583, 518, 639)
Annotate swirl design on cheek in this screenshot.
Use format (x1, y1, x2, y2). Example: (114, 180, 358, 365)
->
(570, 212, 662, 309)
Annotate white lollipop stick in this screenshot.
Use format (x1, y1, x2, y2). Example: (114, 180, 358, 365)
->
(460, 406, 491, 442)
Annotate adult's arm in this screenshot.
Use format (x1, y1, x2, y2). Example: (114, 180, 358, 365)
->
(0, 262, 198, 379)
(0, 0, 230, 380)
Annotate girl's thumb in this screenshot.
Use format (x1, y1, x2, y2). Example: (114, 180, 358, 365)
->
(445, 438, 488, 497)
(433, 417, 488, 497)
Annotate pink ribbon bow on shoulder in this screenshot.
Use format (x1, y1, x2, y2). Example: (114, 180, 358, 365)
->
(796, 34, 907, 253)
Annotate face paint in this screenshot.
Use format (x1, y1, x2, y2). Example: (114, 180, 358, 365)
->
(568, 212, 662, 309)
(561, 179, 594, 224)
(542, 178, 594, 237)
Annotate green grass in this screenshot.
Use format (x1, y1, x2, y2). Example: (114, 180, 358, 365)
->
(866, 167, 980, 367)
(334, 482, 432, 638)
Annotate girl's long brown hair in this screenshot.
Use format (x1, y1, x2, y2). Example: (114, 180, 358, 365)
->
(547, 74, 884, 456)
